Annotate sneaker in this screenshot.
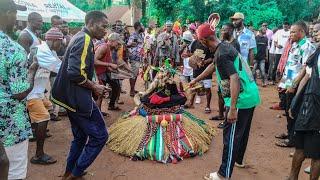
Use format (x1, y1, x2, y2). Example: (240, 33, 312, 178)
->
(195, 96, 201, 104)
(204, 172, 224, 180)
(304, 166, 310, 174)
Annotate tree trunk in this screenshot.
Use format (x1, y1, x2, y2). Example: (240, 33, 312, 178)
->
(130, 0, 142, 25)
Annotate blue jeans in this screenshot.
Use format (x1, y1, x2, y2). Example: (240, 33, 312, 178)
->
(66, 102, 108, 176)
(252, 59, 266, 84)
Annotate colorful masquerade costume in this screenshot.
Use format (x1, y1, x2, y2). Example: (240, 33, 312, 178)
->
(107, 60, 215, 163)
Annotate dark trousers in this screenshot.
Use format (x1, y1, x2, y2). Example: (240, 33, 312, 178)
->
(285, 93, 296, 144)
(271, 54, 282, 81)
(279, 91, 287, 109)
(66, 102, 108, 176)
(218, 107, 255, 178)
(105, 73, 120, 107)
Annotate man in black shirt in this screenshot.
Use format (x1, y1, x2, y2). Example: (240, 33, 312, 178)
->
(253, 28, 268, 86)
(190, 23, 260, 180)
(187, 40, 213, 113)
(221, 23, 240, 52)
(211, 23, 240, 125)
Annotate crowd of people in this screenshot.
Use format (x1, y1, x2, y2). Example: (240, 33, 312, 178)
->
(1, 0, 320, 179)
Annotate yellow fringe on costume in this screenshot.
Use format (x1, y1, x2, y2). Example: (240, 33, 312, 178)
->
(182, 116, 215, 154)
(107, 116, 147, 156)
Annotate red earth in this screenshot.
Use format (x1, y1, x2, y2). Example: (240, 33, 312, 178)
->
(26, 78, 310, 180)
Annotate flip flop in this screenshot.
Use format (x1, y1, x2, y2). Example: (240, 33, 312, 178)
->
(108, 106, 121, 111)
(209, 115, 225, 121)
(117, 100, 124, 105)
(270, 103, 284, 110)
(101, 112, 110, 117)
(184, 104, 195, 109)
(275, 139, 294, 148)
(275, 133, 288, 139)
(30, 154, 57, 165)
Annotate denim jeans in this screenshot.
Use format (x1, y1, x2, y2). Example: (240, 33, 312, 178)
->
(252, 59, 266, 84)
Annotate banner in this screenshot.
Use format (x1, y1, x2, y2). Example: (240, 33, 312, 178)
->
(14, 0, 86, 23)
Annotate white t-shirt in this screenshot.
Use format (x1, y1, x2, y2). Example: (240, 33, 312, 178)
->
(182, 58, 193, 76)
(274, 29, 290, 54)
(27, 42, 61, 100)
(269, 37, 276, 54)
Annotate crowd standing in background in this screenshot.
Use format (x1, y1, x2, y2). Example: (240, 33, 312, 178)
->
(1, 0, 320, 179)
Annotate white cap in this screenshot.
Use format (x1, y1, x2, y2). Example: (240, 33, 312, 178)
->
(182, 31, 193, 42)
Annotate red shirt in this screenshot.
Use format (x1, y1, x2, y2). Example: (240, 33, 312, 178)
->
(94, 42, 112, 75)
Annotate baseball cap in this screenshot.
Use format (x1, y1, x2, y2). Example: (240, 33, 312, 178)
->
(166, 20, 173, 26)
(182, 31, 193, 42)
(0, 0, 27, 12)
(197, 23, 215, 39)
(230, 12, 245, 20)
(108, 33, 124, 44)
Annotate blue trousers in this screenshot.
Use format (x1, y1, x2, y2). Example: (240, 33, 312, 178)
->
(66, 102, 108, 176)
(218, 107, 255, 178)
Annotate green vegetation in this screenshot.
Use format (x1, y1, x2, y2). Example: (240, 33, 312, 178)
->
(68, 0, 320, 28)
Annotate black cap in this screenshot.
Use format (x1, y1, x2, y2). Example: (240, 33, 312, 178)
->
(0, 0, 27, 12)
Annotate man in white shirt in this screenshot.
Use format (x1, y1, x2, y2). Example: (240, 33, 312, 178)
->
(27, 28, 63, 165)
(270, 22, 290, 82)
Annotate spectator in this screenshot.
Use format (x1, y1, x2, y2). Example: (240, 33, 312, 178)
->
(51, 15, 63, 29)
(0, 1, 39, 179)
(252, 28, 268, 87)
(230, 12, 256, 65)
(275, 21, 316, 148)
(18, 12, 43, 53)
(127, 22, 144, 97)
(155, 20, 180, 67)
(187, 39, 214, 113)
(271, 21, 290, 83)
(288, 31, 320, 180)
(267, 28, 279, 85)
(27, 28, 64, 165)
(61, 20, 72, 48)
(0, 140, 9, 180)
(94, 33, 122, 111)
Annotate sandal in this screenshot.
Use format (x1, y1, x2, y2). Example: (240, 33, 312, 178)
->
(270, 103, 284, 110)
(184, 104, 194, 109)
(209, 115, 225, 121)
(218, 122, 226, 129)
(30, 154, 57, 165)
(101, 112, 110, 117)
(205, 107, 211, 114)
(275, 133, 288, 139)
(117, 100, 124, 105)
(108, 106, 121, 111)
(275, 139, 294, 148)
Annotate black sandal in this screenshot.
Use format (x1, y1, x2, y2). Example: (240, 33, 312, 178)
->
(108, 106, 121, 111)
(209, 115, 225, 121)
(30, 154, 57, 165)
(275, 133, 288, 139)
(275, 139, 294, 148)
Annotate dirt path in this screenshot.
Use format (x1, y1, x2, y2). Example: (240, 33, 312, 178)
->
(26, 79, 310, 180)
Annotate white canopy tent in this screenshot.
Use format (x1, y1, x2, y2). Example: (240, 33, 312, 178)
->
(14, 0, 86, 23)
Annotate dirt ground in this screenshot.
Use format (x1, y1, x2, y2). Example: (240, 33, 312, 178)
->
(26, 78, 311, 180)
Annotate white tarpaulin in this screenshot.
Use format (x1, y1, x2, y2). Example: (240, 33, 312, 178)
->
(14, 0, 86, 23)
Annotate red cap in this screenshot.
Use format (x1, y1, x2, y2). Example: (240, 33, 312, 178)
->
(196, 23, 215, 39)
